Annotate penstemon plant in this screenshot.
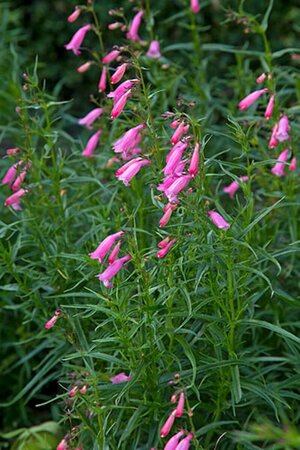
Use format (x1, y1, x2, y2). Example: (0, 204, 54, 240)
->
(1, 1, 300, 449)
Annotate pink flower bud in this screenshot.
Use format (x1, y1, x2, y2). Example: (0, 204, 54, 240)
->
(160, 410, 177, 438)
(191, 0, 201, 13)
(175, 391, 185, 417)
(80, 385, 87, 394)
(165, 175, 191, 203)
(4, 188, 27, 210)
(108, 22, 123, 30)
(110, 372, 133, 384)
(170, 119, 180, 129)
(188, 142, 199, 177)
(45, 310, 61, 330)
(223, 176, 249, 199)
(268, 124, 279, 149)
(171, 122, 187, 146)
(275, 115, 290, 142)
(98, 66, 107, 92)
(238, 88, 268, 111)
(68, 7, 81, 23)
(111, 89, 132, 119)
(111, 63, 128, 84)
(158, 237, 171, 249)
(164, 431, 185, 450)
(89, 231, 125, 263)
(107, 79, 139, 103)
(146, 40, 161, 59)
(69, 385, 79, 397)
(159, 203, 176, 227)
(116, 158, 150, 186)
(256, 72, 266, 83)
(11, 163, 31, 192)
(208, 210, 230, 230)
(97, 255, 131, 288)
(57, 439, 69, 450)
(175, 433, 193, 450)
(289, 156, 297, 171)
(82, 130, 102, 157)
(6, 147, 20, 156)
(108, 241, 122, 264)
(126, 11, 144, 42)
(65, 24, 92, 56)
(157, 239, 176, 259)
(264, 95, 274, 119)
(271, 148, 290, 177)
(102, 50, 120, 64)
(2, 162, 20, 188)
(78, 108, 103, 129)
(77, 61, 92, 73)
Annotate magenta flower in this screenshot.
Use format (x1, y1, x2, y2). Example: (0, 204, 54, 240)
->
(69, 386, 79, 397)
(159, 203, 176, 228)
(56, 439, 69, 450)
(102, 50, 120, 64)
(164, 142, 187, 176)
(275, 115, 290, 142)
(208, 210, 230, 230)
(238, 88, 268, 110)
(171, 122, 189, 146)
(97, 255, 131, 288)
(264, 95, 274, 119)
(160, 410, 177, 438)
(271, 148, 289, 177)
(98, 66, 107, 92)
(2, 162, 21, 188)
(111, 89, 132, 119)
(45, 310, 61, 330)
(107, 79, 139, 104)
(68, 7, 81, 23)
(158, 237, 171, 249)
(89, 230, 125, 264)
(6, 147, 20, 156)
(188, 142, 199, 177)
(175, 391, 185, 417)
(268, 123, 279, 149)
(12, 162, 31, 192)
(65, 24, 92, 56)
(80, 385, 87, 394)
(108, 241, 122, 265)
(165, 175, 191, 203)
(111, 63, 128, 84)
(157, 239, 176, 259)
(82, 130, 102, 157)
(4, 188, 27, 210)
(113, 124, 145, 155)
(256, 72, 266, 83)
(164, 431, 185, 450)
(110, 372, 133, 384)
(116, 158, 150, 186)
(77, 61, 92, 73)
(126, 11, 144, 42)
(289, 156, 297, 171)
(223, 176, 249, 199)
(191, 0, 201, 13)
(146, 40, 161, 59)
(78, 108, 103, 129)
(175, 433, 193, 450)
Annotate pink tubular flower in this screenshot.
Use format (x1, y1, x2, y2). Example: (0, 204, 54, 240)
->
(111, 63, 128, 84)
(89, 231, 125, 264)
(175, 392, 185, 417)
(6, 147, 20, 156)
(102, 50, 120, 64)
(208, 210, 230, 230)
(78, 108, 103, 129)
(45, 310, 62, 330)
(108, 241, 122, 265)
(159, 203, 176, 228)
(160, 410, 177, 438)
(191, 0, 201, 13)
(69, 385, 79, 397)
(189, 142, 199, 177)
(175, 433, 193, 450)
(111, 89, 132, 119)
(82, 130, 102, 157)
(68, 7, 81, 23)
(97, 255, 131, 288)
(110, 372, 133, 384)
(238, 88, 268, 110)
(157, 239, 176, 259)
(126, 10, 144, 41)
(4, 188, 27, 210)
(57, 439, 69, 450)
(275, 115, 290, 142)
(171, 122, 188, 145)
(116, 158, 150, 186)
(108, 22, 123, 30)
(65, 24, 92, 56)
(80, 385, 87, 394)
(113, 124, 145, 154)
(223, 176, 249, 199)
(164, 143, 187, 176)
(98, 66, 107, 92)
(256, 72, 266, 83)
(107, 79, 139, 103)
(77, 61, 92, 73)
(146, 40, 161, 59)
(166, 141, 188, 165)
(164, 431, 185, 450)
(271, 148, 289, 177)
(264, 95, 274, 119)
(2, 162, 20, 188)
(11, 163, 31, 192)
(158, 236, 171, 248)
(269, 123, 279, 149)
(289, 156, 297, 171)
(165, 175, 191, 203)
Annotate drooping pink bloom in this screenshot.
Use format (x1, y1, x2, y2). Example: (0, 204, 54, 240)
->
(6, 147, 20, 156)
(264, 95, 274, 119)
(159, 203, 176, 228)
(113, 124, 145, 155)
(2, 162, 20, 188)
(115, 157, 142, 176)
(68, 7, 81, 23)
(111, 63, 128, 84)
(110, 372, 133, 384)
(165, 175, 191, 203)
(82, 130, 102, 157)
(69, 385, 79, 397)
(275, 115, 290, 142)
(289, 156, 297, 171)
(170, 119, 180, 129)
(157, 239, 176, 259)
(45, 310, 62, 330)
(89, 231, 125, 263)
(164, 431, 185, 450)
(189, 142, 199, 177)
(208, 211, 230, 230)
(98, 66, 107, 92)
(56, 439, 69, 450)
(164, 143, 187, 176)
(77, 61, 92, 73)
(107, 79, 139, 104)
(171, 122, 188, 145)
(166, 141, 188, 165)
(256, 72, 266, 83)
(102, 50, 120, 64)
(116, 158, 150, 186)
(108, 22, 123, 31)
(126, 11, 144, 42)
(158, 237, 171, 249)
(170, 394, 178, 403)
(97, 255, 131, 288)
(175, 433, 193, 450)
(160, 410, 177, 438)
(108, 241, 122, 265)
(157, 176, 177, 194)
(65, 24, 92, 56)
(191, 0, 201, 13)
(78, 108, 103, 129)
(146, 40, 161, 59)
(223, 176, 249, 199)
(12, 162, 31, 191)
(271, 148, 289, 177)
(111, 89, 132, 119)
(4, 188, 27, 210)
(269, 123, 279, 149)
(80, 385, 87, 394)
(175, 392, 185, 417)
(238, 88, 268, 110)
